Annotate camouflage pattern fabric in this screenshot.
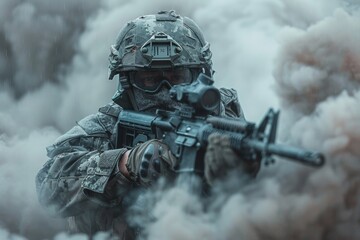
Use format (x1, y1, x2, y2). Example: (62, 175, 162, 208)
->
(35, 88, 244, 238)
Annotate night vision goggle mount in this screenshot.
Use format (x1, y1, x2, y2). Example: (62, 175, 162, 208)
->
(140, 32, 183, 68)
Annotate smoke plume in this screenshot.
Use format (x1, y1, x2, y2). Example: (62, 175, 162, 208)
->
(0, 0, 359, 239)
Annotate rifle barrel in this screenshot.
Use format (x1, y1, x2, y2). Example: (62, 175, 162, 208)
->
(245, 140, 325, 167)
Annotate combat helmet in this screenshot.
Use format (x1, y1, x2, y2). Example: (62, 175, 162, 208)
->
(108, 10, 213, 109)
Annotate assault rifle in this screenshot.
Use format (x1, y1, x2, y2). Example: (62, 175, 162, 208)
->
(115, 73, 325, 175)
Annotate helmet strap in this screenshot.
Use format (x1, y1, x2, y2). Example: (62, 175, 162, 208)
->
(112, 75, 139, 110)
(126, 88, 139, 111)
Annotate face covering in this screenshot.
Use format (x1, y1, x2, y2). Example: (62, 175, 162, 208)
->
(132, 86, 183, 113)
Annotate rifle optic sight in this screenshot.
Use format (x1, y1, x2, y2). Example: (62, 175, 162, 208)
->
(169, 73, 220, 114)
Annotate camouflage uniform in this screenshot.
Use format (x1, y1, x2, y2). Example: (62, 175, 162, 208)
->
(35, 88, 244, 238)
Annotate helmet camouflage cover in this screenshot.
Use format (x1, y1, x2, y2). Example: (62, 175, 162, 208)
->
(108, 10, 213, 79)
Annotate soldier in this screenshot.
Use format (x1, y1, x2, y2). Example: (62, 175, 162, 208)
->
(36, 10, 260, 239)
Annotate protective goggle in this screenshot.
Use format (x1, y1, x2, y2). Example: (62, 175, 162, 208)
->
(129, 68, 193, 93)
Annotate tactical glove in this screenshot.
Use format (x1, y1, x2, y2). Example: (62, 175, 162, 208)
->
(126, 139, 177, 186)
(204, 133, 260, 185)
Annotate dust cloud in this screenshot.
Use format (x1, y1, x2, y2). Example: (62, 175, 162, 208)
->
(0, 0, 359, 239)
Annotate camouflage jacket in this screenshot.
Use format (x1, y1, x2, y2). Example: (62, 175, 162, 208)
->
(35, 88, 244, 238)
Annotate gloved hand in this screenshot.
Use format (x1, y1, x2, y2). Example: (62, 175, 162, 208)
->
(126, 139, 177, 186)
(204, 133, 260, 185)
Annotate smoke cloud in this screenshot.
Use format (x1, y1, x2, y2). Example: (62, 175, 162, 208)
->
(0, 0, 359, 239)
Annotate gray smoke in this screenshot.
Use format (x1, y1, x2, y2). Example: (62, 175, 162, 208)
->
(274, 9, 360, 116)
(0, 0, 100, 239)
(0, 0, 100, 97)
(0, 0, 359, 239)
